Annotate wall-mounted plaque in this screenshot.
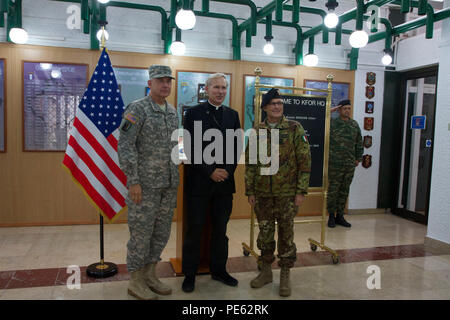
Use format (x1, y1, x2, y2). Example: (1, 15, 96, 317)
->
(23, 62, 88, 151)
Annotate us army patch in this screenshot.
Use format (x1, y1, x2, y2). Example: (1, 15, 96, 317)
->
(120, 113, 138, 132)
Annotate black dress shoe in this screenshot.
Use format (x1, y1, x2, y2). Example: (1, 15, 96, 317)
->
(182, 275, 195, 293)
(211, 272, 238, 287)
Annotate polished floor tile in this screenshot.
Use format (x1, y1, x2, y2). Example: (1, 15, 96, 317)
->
(0, 213, 449, 300)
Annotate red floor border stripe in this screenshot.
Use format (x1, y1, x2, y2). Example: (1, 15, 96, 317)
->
(1, 244, 449, 290)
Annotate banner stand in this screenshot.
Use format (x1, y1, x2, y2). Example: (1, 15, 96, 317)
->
(242, 67, 340, 266)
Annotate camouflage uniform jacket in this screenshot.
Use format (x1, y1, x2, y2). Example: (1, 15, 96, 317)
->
(329, 117, 363, 169)
(245, 116, 311, 197)
(118, 96, 179, 189)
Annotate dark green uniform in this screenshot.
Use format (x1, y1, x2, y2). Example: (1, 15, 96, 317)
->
(327, 117, 363, 215)
(245, 116, 311, 268)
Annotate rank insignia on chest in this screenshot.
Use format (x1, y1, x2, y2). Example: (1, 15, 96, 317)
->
(366, 72, 376, 85)
(302, 135, 308, 143)
(364, 117, 374, 131)
(363, 135, 372, 148)
(365, 86, 375, 99)
(362, 154, 372, 169)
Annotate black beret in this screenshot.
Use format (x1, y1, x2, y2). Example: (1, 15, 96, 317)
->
(261, 88, 281, 108)
(337, 99, 351, 107)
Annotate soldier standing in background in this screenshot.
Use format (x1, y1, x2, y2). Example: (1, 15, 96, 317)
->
(327, 99, 363, 228)
(245, 88, 311, 297)
(118, 65, 180, 300)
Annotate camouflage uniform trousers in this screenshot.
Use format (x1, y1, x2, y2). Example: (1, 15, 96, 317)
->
(327, 165, 355, 215)
(254, 196, 298, 268)
(126, 187, 177, 272)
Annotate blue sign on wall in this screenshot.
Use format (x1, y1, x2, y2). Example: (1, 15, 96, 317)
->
(411, 115, 426, 130)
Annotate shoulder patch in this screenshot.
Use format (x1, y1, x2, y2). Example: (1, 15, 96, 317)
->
(125, 113, 137, 124)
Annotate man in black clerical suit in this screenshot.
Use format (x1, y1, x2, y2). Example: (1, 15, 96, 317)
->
(182, 73, 242, 293)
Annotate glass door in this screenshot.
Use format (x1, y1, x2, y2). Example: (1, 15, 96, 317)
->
(396, 75, 437, 224)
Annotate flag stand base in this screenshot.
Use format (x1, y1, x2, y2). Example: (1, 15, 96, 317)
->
(86, 261, 118, 278)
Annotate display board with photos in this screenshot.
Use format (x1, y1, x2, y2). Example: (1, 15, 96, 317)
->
(0, 59, 5, 152)
(113, 67, 149, 107)
(176, 71, 232, 129)
(23, 62, 88, 151)
(304, 80, 350, 119)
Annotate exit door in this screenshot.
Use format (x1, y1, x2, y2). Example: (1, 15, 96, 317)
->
(396, 75, 437, 224)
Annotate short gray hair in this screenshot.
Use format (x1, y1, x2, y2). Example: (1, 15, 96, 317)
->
(206, 73, 228, 88)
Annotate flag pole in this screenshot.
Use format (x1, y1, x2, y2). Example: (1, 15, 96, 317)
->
(86, 22, 118, 279)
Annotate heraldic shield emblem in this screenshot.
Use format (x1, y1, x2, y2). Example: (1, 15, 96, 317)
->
(364, 135, 373, 148)
(362, 154, 372, 169)
(364, 117, 374, 131)
(365, 86, 375, 99)
(366, 72, 376, 85)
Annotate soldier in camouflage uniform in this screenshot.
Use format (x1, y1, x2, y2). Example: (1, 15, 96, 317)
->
(118, 65, 179, 300)
(245, 88, 311, 297)
(327, 99, 363, 228)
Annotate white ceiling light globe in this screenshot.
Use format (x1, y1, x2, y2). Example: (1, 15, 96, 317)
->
(97, 0, 110, 4)
(96, 29, 109, 41)
(263, 42, 274, 55)
(349, 30, 369, 48)
(324, 12, 339, 29)
(170, 41, 186, 56)
(381, 53, 393, 65)
(51, 69, 62, 79)
(9, 28, 29, 44)
(304, 54, 319, 67)
(175, 9, 196, 30)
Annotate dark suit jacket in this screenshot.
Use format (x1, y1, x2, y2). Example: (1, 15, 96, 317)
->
(184, 102, 242, 196)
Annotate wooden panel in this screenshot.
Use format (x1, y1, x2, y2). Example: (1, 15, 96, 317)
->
(0, 44, 355, 226)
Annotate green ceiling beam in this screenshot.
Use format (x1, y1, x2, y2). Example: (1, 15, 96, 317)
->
(303, 0, 395, 40)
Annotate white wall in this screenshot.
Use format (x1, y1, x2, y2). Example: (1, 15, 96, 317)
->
(396, 29, 441, 71)
(348, 66, 385, 210)
(427, 0, 450, 244)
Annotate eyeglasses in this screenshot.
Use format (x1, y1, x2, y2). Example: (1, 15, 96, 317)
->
(268, 101, 283, 107)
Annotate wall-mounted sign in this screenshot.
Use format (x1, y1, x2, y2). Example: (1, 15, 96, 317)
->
(411, 115, 426, 130)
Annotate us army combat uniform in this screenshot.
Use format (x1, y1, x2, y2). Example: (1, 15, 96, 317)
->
(245, 116, 311, 268)
(327, 116, 363, 219)
(118, 96, 179, 272)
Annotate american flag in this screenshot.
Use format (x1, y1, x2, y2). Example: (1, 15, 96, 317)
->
(63, 48, 127, 222)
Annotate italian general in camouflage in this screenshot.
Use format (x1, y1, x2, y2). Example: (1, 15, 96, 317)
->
(245, 88, 311, 297)
(327, 99, 363, 228)
(118, 65, 179, 300)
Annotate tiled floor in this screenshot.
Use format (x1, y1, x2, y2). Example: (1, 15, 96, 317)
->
(0, 213, 449, 300)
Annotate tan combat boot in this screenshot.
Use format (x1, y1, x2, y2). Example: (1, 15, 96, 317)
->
(128, 269, 158, 300)
(279, 267, 291, 297)
(144, 263, 172, 295)
(250, 262, 273, 288)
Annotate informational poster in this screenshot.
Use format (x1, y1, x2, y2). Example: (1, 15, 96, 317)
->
(23, 62, 88, 151)
(277, 95, 327, 188)
(176, 71, 231, 129)
(243, 75, 294, 133)
(305, 80, 350, 119)
(113, 67, 149, 107)
(0, 59, 5, 152)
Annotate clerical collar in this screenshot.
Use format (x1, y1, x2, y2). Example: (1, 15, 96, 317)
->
(208, 101, 222, 110)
